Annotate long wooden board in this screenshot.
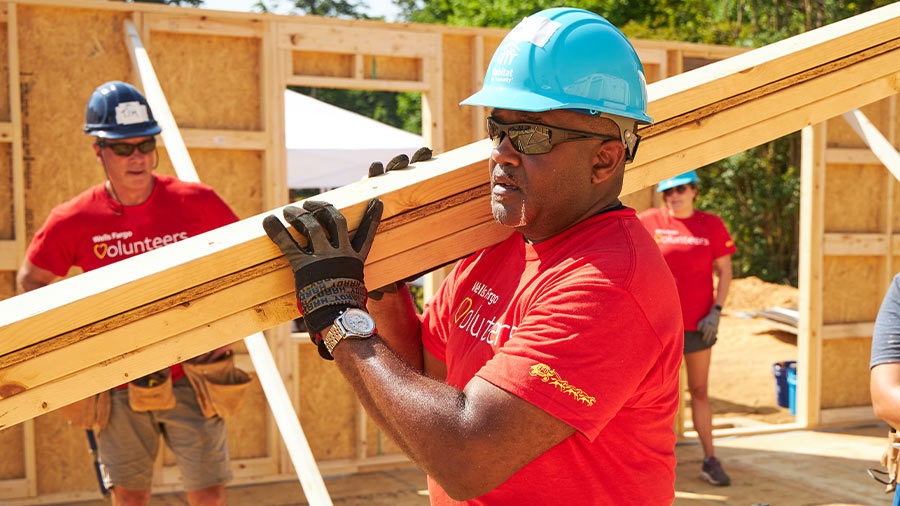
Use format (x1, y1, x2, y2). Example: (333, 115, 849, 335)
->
(1, 5, 900, 428)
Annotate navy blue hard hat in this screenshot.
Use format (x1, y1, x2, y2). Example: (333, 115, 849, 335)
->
(84, 81, 161, 139)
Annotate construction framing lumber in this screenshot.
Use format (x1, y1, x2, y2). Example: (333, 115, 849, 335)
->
(2, 4, 900, 429)
(842, 109, 900, 181)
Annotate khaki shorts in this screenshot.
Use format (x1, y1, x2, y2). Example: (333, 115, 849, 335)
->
(97, 376, 233, 491)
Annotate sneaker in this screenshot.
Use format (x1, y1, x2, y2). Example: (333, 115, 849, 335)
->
(700, 456, 731, 486)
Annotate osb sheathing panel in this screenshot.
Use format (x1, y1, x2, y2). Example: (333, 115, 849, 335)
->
(826, 98, 892, 149)
(363, 55, 419, 81)
(820, 337, 873, 408)
(149, 32, 261, 131)
(824, 164, 886, 233)
(297, 344, 356, 460)
(18, 5, 133, 241)
(443, 34, 475, 151)
(293, 51, 354, 78)
(0, 271, 14, 301)
(34, 412, 98, 495)
(0, 143, 11, 240)
(0, 21, 9, 121)
(0, 415, 23, 479)
(621, 187, 653, 213)
(893, 256, 900, 279)
(366, 414, 402, 458)
(224, 374, 269, 459)
(823, 256, 884, 324)
(156, 148, 263, 219)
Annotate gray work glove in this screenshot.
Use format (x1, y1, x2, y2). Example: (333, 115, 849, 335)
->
(697, 306, 722, 346)
(263, 199, 383, 359)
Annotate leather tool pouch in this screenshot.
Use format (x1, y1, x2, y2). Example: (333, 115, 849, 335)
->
(128, 369, 176, 412)
(182, 351, 252, 418)
(59, 391, 111, 430)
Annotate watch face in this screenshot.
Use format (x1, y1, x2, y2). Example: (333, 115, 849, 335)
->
(342, 309, 376, 336)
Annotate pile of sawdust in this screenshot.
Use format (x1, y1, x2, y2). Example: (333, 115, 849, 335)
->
(724, 276, 799, 312)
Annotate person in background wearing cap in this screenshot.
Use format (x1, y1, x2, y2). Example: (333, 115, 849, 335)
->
(262, 8, 683, 504)
(638, 170, 737, 486)
(16, 81, 238, 506)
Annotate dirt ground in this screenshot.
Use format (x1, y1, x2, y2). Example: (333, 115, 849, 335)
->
(697, 276, 801, 428)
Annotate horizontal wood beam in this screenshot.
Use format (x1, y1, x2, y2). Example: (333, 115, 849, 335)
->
(285, 75, 430, 93)
(147, 14, 264, 38)
(160, 128, 267, 150)
(0, 240, 18, 271)
(825, 147, 882, 165)
(818, 405, 878, 426)
(280, 25, 440, 58)
(822, 321, 874, 339)
(823, 232, 889, 255)
(0, 121, 11, 143)
(3, 8, 900, 428)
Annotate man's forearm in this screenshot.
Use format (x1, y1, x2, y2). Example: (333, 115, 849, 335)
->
(366, 286, 424, 371)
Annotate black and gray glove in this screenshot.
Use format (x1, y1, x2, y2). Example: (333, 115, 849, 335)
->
(697, 305, 722, 346)
(263, 199, 383, 359)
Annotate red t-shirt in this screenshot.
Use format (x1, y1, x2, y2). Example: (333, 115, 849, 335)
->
(637, 208, 736, 331)
(420, 208, 683, 505)
(26, 173, 239, 383)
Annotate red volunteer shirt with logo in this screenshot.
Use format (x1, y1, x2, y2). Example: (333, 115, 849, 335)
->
(26, 173, 239, 383)
(420, 208, 683, 505)
(637, 208, 737, 331)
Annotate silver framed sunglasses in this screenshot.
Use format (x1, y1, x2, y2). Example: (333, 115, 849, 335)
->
(486, 116, 620, 155)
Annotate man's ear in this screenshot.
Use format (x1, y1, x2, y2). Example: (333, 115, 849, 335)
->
(591, 141, 626, 184)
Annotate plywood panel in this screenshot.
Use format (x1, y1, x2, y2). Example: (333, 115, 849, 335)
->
(34, 412, 98, 495)
(443, 34, 474, 152)
(0, 417, 24, 479)
(18, 5, 132, 241)
(824, 164, 886, 233)
(297, 345, 356, 461)
(0, 143, 11, 240)
(293, 51, 353, 78)
(149, 32, 261, 131)
(822, 256, 884, 324)
(621, 187, 653, 212)
(363, 55, 419, 81)
(0, 271, 14, 301)
(827, 99, 892, 149)
(0, 21, 9, 121)
(820, 338, 872, 408)
(156, 148, 263, 219)
(224, 373, 269, 459)
(365, 414, 402, 458)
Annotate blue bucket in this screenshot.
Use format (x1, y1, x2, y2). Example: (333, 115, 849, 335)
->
(787, 365, 797, 416)
(772, 361, 797, 410)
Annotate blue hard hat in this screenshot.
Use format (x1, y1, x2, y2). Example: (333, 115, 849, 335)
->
(657, 170, 700, 192)
(461, 8, 651, 161)
(84, 81, 161, 139)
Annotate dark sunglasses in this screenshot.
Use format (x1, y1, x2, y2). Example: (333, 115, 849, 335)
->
(97, 138, 156, 157)
(486, 116, 619, 155)
(662, 184, 694, 196)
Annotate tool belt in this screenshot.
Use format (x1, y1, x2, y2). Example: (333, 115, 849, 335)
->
(868, 429, 900, 493)
(128, 369, 176, 412)
(59, 391, 111, 430)
(182, 351, 252, 418)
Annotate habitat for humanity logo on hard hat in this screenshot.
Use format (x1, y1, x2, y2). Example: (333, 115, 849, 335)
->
(488, 15, 561, 86)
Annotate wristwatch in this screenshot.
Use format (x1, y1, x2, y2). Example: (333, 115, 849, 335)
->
(323, 308, 377, 355)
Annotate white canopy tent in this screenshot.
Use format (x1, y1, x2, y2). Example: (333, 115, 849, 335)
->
(284, 89, 425, 189)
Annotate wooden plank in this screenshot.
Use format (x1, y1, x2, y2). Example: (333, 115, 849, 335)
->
(818, 405, 878, 426)
(8, 2, 23, 271)
(280, 24, 439, 58)
(0, 121, 11, 142)
(842, 108, 900, 181)
(799, 123, 827, 429)
(147, 13, 263, 38)
(0, 478, 29, 501)
(160, 128, 267, 150)
(822, 321, 875, 339)
(644, 1, 900, 125)
(4, 10, 900, 427)
(823, 233, 889, 255)
(285, 75, 429, 93)
(825, 147, 881, 165)
(0, 240, 17, 270)
(123, 19, 199, 182)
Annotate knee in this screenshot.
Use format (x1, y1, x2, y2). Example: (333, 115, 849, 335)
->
(187, 484, 227, 506)
(112, 487, 151, 506)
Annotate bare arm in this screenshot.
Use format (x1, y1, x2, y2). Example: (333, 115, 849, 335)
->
(713, 254, 732, 307)
(331, 336, 574, 500)
(16, 259, 57, 293)
(872, 363, 900, 429)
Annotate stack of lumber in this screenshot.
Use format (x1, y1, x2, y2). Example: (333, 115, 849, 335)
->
(1, 2, 899, 429)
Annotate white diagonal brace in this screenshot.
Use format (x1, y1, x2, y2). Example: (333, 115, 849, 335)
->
(842, 108, 900, 181)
